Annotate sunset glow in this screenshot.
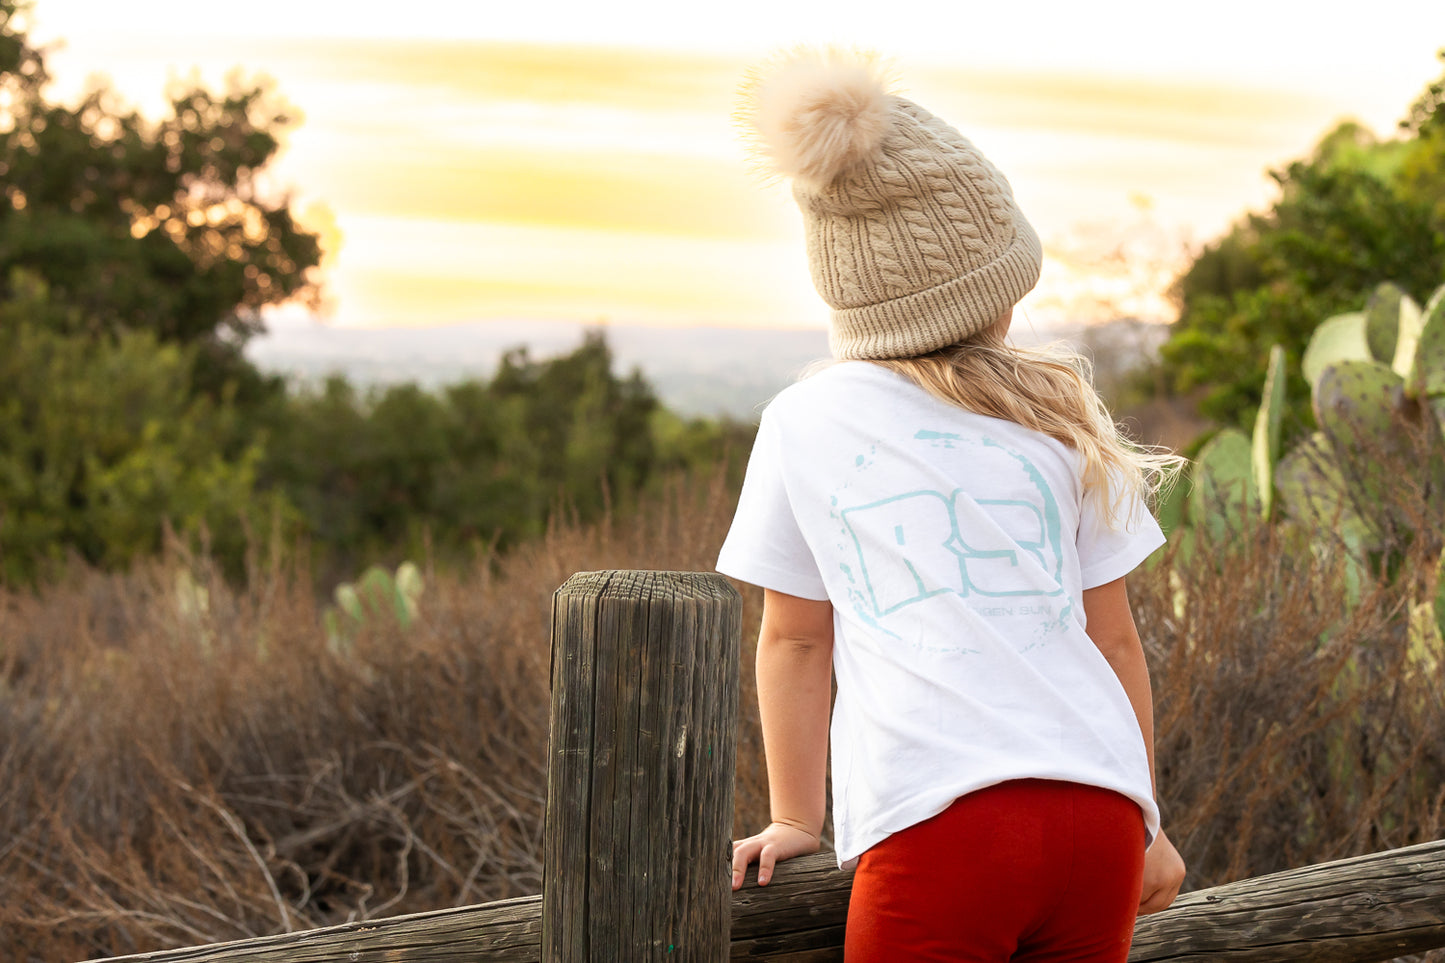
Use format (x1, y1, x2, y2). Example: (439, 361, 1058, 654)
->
(28, 2, 1445, 332)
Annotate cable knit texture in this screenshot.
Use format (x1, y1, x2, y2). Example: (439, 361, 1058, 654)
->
(745, 54, 1043, 359)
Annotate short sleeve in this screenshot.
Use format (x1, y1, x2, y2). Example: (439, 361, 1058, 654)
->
(716, 409, 829, 600)
(1076, 472, 1167, 589)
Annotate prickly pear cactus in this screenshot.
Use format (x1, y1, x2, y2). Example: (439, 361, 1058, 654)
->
(323, 561, 425, 654)
(1312, 360, 1408, 545)
(395, 561, 423, 624)
(1303, 311, 1370, 390)
(1387, 289, 1426, 380)
(1314, 360, 1404, 441)
(1273, 282, 1445, 620)
(1407, 283, 1445, 402)
(356, 562, 423, 628)
(1188, 428, 1258, 537)
(1305, 280, 1441, 399)
(1252, 345, 1286, 518)
(334, 583, 364, 621)
(1167, 345, 1282, 538)
(1364, 282, 1406, 367)
(1276, 432, 1371, 544)
(1276, 432, 1373, 604)
(1436, 545, 1445, 644)
(1154, 468, 1189, 536)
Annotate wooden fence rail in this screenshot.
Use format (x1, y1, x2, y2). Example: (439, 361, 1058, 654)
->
(90, 571, 1445, 963)
(88, 838, 1445, 962)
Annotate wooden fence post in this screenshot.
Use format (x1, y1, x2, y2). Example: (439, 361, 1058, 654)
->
(543, 570, 742, 962)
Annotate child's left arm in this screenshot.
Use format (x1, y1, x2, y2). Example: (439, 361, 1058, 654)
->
(730, 588, 834, 890)
(1082, 575, 1186, 915)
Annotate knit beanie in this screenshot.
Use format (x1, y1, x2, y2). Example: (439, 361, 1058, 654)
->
(741, 53, 1043, 360)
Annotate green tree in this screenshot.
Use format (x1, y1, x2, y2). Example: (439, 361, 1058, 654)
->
(0, 0, 330, 581)
(1159, 54, 1445, 436)
(0, 0, 320, 403)
(259, 333, 663, 571)
(489, 331, 658, 523)
(0, 3, 743, 582)
(0, 272, 282, 583)
(1398, 58, 1445, 232)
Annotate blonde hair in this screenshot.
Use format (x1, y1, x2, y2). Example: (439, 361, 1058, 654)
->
(872, 324, 1183, 530)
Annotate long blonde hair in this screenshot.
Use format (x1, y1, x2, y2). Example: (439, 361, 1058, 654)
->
(872, 323, 1183, 530)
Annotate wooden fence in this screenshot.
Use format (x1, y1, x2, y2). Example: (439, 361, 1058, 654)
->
(94, 570, 1445, 963)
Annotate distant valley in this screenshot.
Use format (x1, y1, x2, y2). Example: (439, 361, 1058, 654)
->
(246, 316, 1167, 421)
(246, 317, 834, 420)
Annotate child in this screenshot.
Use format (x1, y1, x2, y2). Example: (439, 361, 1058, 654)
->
(717, 52, 1186, 962)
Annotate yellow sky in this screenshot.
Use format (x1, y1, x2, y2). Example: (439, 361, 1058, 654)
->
(26, 2, 1445, 331)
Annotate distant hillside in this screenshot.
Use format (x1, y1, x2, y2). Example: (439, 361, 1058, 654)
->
(246, 315, 1168, 422)
(245, 317, 832, 420)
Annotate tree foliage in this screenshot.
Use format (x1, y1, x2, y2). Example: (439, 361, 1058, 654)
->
(0, 0, 324, 580)
(0, 0, 320, 400)
(0, 2, 754, 585)
(257, 332, 754, 577)
(0, 272, 281, 583)
(1159, 54, 1445, 434)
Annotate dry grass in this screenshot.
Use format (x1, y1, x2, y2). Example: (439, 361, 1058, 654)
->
(2, 465, 1443, 961)
(1138, 518, 1445, 888)
(0, 470, 765, 961)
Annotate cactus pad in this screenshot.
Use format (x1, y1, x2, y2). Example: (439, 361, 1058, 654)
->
(1154, 470, 1190, 536)
(335, 583, 364, 621)
(1364, 282, 1405, 366)
(1313, 360, 1417, 546)
(1303, 311, 1371, 390)
(1189, 428, 1258, 534)
(1313, 359, 1402, 444)
(1408, 282, 1445, 400)
(1276, 431, 1375, 550)
(1436, 545, 1445, 645)
(1389, 291, 1425, 381)
(1252, 344, 1286, 518)
(325, 561, 425, 642)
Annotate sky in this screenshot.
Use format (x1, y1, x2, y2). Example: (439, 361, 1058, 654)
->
(24, 0, 1445, 333)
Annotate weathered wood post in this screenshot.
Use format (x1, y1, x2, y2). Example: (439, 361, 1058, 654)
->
(544, 570, 742, 962)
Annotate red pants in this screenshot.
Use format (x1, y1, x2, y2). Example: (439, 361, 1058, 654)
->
(845, 780, 1146, 962)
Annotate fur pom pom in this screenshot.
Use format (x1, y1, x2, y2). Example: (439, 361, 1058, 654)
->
(739, 50, 893, 192)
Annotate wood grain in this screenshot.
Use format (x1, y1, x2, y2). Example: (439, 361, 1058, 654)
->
(1128, 837, 1445, 962)
(92, 841, 1445, 962)
(544, 571, 741, 963)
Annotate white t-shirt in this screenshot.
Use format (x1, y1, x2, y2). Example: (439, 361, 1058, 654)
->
(717, 361, 1164, 866)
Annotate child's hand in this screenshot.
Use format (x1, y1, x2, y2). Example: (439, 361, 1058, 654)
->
(730, 821, 820, 890)
(1138, 828, 1186, 914)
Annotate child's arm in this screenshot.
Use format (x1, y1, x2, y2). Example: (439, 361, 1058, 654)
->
(730, 587, 834, 890)
(1082, 575, 1186, 915)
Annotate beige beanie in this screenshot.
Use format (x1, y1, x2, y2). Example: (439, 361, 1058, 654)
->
(742, 53, 1043, 360)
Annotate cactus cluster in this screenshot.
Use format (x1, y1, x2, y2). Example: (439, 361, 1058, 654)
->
(1178, 280, 1445, 637)
(1169, 343, 1286, 542)
(1182, 282, 1445, 539)
(323, 561, 424, 655)
(1278, 282, 1445, 554)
